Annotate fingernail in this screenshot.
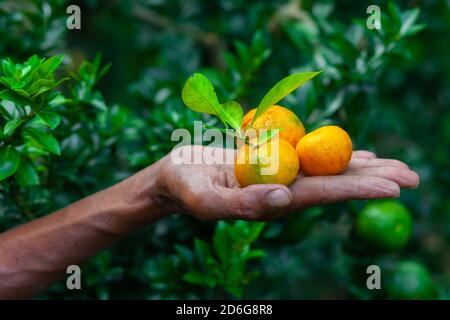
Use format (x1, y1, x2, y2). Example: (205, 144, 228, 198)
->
(266, 189, 292, 208)
(384, 183, 400, 197)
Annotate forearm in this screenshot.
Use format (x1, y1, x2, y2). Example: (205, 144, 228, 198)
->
(0, 159, 170, 299)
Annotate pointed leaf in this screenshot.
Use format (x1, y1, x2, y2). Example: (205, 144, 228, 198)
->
(25, 128, 61, 155)
(42, 54, 65, 74)
(28, 79, 55, 97)
(3, 119, 23, 135)
(0, 146, 21, 181)
(242, 249, 266, 260)
(403, 23, 426, 37)
(400, 8, 420, 37)
(36, 111, 61, 129)
(245, 222, 265, 244)
(213, 221, 232, 264)
(194, 238, 213, 270)
(323, 89, 345, 117)
(15, 160, 40, 187)
(0, 89, 30, 107)
(388, 1, 402, 30)
(183, 271, 208, 286)
(252, 70, 323, 124)
(256, 128, 281, 146)
(2, 59, 14, 77)
(221, 100, 243, 130)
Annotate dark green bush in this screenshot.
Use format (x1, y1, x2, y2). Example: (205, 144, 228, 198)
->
(0, 0, 449, 299)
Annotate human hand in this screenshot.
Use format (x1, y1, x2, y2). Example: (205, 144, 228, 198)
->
(156, 146, 419, 221)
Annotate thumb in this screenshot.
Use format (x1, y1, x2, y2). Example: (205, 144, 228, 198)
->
(220, 184, 293, 220)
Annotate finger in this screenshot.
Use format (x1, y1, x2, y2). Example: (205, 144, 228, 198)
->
(214, 184, 293, 221)
(346, 157, 410, 170)
(343, 166, 419, 188)
(352, 150, 377, 159)
(288, 175, 400, 210)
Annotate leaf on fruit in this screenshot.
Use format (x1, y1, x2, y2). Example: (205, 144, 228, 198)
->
(220, 100, 243, 130)
(251, 70, 323, 125)
(256, 128, 282, 146)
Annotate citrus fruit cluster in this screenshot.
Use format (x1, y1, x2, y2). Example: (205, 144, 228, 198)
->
(234, 105, 353, 187)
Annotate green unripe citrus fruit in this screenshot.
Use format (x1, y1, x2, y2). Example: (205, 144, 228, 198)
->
(386, 261, 437, 299)
(355, 200, 412, 251)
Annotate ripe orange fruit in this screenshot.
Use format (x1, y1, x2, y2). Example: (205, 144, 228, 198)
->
(234, 137, 299, 187)
(241, 105, 306, 147)
(296, 125, 352, 176)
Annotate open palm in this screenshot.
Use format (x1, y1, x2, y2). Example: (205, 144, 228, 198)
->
(160, 146, 419, 221)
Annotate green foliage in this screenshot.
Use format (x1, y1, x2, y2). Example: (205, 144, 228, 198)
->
(182, 73, 244, 133)
(251, 70, 322, 125)
(0, 55, 66, 185)
(182, 221, 266, 298)
(1, 0, 449, 300)
(182, 70, 320, 143)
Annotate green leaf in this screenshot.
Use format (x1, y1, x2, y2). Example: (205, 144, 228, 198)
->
(194, 238, 212, 270)
(27, 79, 56, 97)
(2, 59, 14, 77)
(242, 249, 266, 260)
(36, 111, 61, 129)
(0, 89, 30, 107)
(183, 270, 208, 286)
(41, 54, 64, 74)
(256, 128, 281, 146)
(252, 70, 323, 125)
(221, 100, 243, 130)
(225, 285, 244, 298)
(14, 160, 40, 187)
(0, 146, 21, 182)
(213, 221, 231, 264)
(3, 119, 23, 135)
(400, 8, 420, 37)
(174, 244, 194, 263)
(388, 1, 402, 31)
(25, 128, 61, 155)
(245, 222, 266, 244)
(322, 89, 345, 118)
(403, 23, 426, 37)
(181, 73, 221, 116)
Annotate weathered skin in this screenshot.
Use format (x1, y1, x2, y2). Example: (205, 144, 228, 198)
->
(0, 147, 419, 299)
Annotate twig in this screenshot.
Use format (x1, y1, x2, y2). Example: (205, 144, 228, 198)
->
(128, 2, 226, 69)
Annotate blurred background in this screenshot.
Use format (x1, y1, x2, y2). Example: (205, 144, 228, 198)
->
(0, 0, 449, 299)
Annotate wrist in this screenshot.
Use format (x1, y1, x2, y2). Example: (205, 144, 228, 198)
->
(113, 156, 174, 227)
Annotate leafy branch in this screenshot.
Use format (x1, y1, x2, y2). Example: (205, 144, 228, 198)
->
(182, 221, 266, 298)
(181, 70, 322, 144)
